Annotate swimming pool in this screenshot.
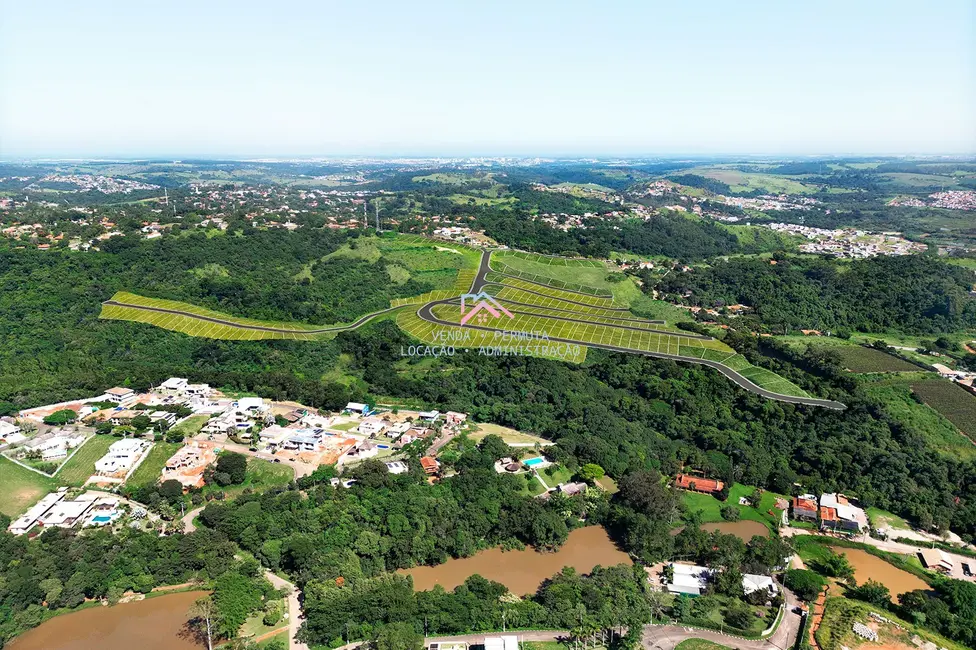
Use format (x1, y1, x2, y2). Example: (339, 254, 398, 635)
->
(91, 515, 113, 523)
(523, 457, 545, 467)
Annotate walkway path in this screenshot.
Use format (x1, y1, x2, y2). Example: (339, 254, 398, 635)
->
(263, 570, 310, 650)
(181, 505, 204, 533)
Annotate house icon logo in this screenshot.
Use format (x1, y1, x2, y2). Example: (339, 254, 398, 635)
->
(459, 291, 514, 325)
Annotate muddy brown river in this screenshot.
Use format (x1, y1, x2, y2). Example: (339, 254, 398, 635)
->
(830, 547, 928, 601)
(400, 526, 632, 594)
(9, 590, 209, 650)
(701, 520, 770, 541)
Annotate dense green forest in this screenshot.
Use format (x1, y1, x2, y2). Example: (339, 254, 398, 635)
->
(658, 254, 976, 334)
(337, 322, 976, 540)
(2, 231, 976, 539)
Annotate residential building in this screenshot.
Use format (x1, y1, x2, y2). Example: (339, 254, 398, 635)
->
(159, 377, 188, 394)
(148, 411, 177, 427)
(418, 410, 440, 422)
(21, 431, 86, 461)
(667, 563, 711, 596)
(161, 443, 216, 488)
(9, 491, 65, 535)
(674, 473, 724, 495)
(259, 424, 293, 447)
(0, 420, 22, 440)
(387, 421, 412, 438)
(483, 637, 518, 650)
(444, 411, 467, 426)
(37, 494, 98, 529)
(358, 417, 387, 437)
(103, 386, 136, 404)
(742, 574, 779, 597)
(557, 481, 588, 496)
(348, 441, 379, 460)
(791, 495, 819, 522)
(283, 432, 321, 452)
(95, 438, 150, 475)
(185, 383, 212, 397)
(819, 493, 868, 533)
(918, 549, 954, 573)
(420, 456, 439, 475)
(386, 460, 409, 474)
(344, 402, 370, 415)
(83, 497, 122, 527)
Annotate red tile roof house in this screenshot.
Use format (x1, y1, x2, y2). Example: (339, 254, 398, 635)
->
(675, 474, 724, 495)
(791, 496, 819, 522)
(419, 457, 439, 475)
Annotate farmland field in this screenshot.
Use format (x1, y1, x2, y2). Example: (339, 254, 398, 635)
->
(0, 455, 56, 516)
(911, 380, 976, 442)
(55, 434, 118, 486)
(830, 345, 921, 373)
(861, 375, 976, 459)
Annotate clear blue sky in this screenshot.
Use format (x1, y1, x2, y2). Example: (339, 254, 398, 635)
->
(1, 0, 973, 158)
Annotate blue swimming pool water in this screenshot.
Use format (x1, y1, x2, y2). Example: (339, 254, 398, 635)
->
(523, 457, 545, 467)
(92, 515, 112, 523)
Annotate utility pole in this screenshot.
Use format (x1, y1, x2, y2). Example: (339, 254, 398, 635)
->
(363, 201, 367, 229)
(374, 198, 381, 232)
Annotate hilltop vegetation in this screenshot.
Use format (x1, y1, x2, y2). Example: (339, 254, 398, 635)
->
(659, 254, 976, 334)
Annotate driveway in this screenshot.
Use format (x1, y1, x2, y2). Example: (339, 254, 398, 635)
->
(264, 570, 310, 650)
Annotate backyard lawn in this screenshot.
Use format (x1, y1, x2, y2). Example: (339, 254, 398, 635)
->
(681, 483, 788, 531)
(0, 455, 56, 516)
(468, 422, 553, 447)
(127, 441, 183, 489)
(204, 457, 295, 498)
(55, 434, 118, 486)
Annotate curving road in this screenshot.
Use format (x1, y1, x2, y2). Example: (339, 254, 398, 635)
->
(422, 250, 846, 410)
(102, 300, 402, 334)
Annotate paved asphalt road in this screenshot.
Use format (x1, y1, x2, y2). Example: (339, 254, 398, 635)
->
(417, 298, 846, 410)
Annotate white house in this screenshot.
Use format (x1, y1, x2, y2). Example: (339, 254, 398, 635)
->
(344, 402, 370, 415)
(95, 438, 150, 475)
(0, 420, 22, 440)
(185, 383, 211, 397)
(385, 460, 409, 474)
(159, 377, 188, 394)
(37, 494, 98, 529)
(348, 441, 379, 460)
(149, 411, 177, 427)
(259, 424, 293, 447)
(358, 417, 387, 437)
(103, 386, 136, 404)
(9, 491, 65, 535)
(742, 574, 779, 597)
(667, 563, 711, 596)
(418, 410, 440, 422)
(283, 432, 321, 452)
(387, 422, 411, 439)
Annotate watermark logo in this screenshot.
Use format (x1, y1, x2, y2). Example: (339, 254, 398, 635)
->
(459, 291, 514, 325)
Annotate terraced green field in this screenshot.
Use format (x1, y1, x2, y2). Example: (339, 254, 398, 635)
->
(101, 234, 817, 403)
